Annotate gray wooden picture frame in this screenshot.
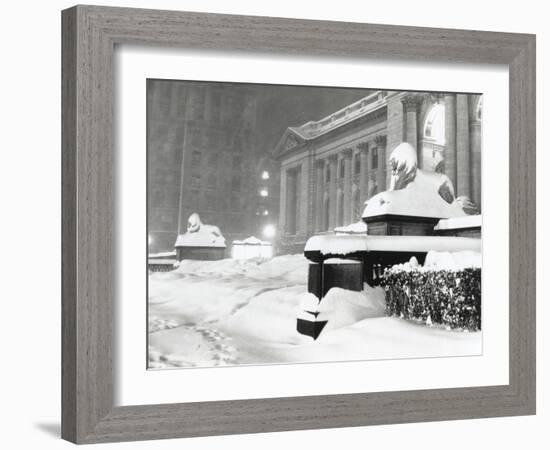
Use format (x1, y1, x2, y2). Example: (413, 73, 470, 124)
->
(61, 4, 536, 444)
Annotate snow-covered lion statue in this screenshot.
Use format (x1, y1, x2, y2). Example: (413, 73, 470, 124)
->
(175, 213, 225, 248)
(187, 213, 223, 238)
(363, 142, 469, 219)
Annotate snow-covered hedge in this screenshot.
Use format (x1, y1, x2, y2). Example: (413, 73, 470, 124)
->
(380, 268, 481, 331)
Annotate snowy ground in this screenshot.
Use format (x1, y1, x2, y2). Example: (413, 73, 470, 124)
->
(148, 255, 481, 369)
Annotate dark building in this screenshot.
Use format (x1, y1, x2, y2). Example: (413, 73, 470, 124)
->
(147, 80, 370, 253)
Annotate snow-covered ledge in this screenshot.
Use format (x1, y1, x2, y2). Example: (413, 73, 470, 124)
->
(434, 214, 482, 231)
(305, 234, 481, 257)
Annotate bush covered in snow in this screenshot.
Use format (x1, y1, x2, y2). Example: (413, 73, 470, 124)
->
(381, 267, 481, 331)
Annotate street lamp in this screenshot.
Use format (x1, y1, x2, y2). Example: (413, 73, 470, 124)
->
(263, 224, 276, 239)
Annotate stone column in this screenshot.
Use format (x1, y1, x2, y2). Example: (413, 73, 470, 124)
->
(369, 141, 376, 195)
(279, 168, 287, 235)
(358, 142, 370, 205)
(401, 95, 422, 156)
(342, 149, 353, 225)
(298, 159, 312, 236)
(386, 93, 405, 188)
(470, 117, 482, 210)
(314, 160, 325, 231)
(375, 135, 387, 193)
(327, 155, 338, 230)
(285, 168, 297, 235)
(456, 94, 471, 198)
(444, 93, 457, 191)
(294, 167, 301, 233)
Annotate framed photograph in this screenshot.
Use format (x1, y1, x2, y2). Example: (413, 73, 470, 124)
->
(62, 5, 536, 444)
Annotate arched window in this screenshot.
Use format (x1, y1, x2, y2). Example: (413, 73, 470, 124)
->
(424, 103, 445, 145)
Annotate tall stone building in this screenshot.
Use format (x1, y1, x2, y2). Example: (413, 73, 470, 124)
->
(273, 90, 482, 253)
(147, 80, 263, 253)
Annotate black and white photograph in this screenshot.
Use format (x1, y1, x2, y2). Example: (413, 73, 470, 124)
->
(147, 80, 483, 369)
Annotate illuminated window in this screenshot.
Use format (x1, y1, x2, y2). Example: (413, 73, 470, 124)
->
(424, 103, 445, 145)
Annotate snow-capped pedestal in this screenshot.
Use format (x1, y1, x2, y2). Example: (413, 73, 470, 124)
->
(148, 250, 177, 272)
(362, 143, 472, 236)
(303, 233, 481, 293)
(232, 236, 273, 260)
(174, 213, 226, 261)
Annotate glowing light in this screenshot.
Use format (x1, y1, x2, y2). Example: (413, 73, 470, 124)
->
(263, 210, 269, 216)
(148, 235, 153, 246)
(261, 171, 270, 180)
(260, 188, 268, 197)
(263, 224, 276, 239)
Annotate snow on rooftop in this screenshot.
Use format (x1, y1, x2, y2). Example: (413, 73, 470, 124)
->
(362, 170, 466, 219)
(305, 234, 481, 256)
(434, 214, 482, 230)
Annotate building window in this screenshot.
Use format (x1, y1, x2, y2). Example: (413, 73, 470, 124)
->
(424, 103, 446, 145)
(188, 189, 200, 206)
(210, 92, 221, 122)
(191, 173, 201, 189)
(231, 175, 241, 191)
(230, 194, 240, 210)
(232, 155, 242, 169)
(372, 147, 378, 170)
(208, 153, 218, 167)
(191, 150, 201, 167)
(207, 173, 217, 189)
